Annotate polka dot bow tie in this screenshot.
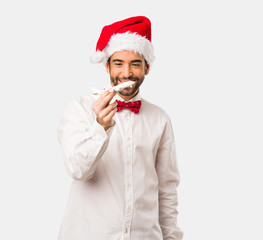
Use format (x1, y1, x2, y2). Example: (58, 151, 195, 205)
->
(116, 100, 142, 114)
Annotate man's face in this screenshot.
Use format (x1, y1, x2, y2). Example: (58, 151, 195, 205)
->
(106, 50, 149, 100)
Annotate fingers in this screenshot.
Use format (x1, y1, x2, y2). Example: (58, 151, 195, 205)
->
(92, 91, 118, 131)
(96, 106, 117, 131)
(97, 101, 117, 120)
(100, 104, 117, 128)
(100, 101, 117, 116)
(94, 91, 117, 112)
(104, 109, 117, 128)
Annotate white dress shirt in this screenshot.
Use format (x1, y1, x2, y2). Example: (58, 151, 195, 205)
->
(57, 92, 183, 240)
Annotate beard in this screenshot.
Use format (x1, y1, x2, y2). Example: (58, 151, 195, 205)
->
(110, 76, 144, 97)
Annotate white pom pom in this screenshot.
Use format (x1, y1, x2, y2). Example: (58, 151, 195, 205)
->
(90, 51, 106, 64)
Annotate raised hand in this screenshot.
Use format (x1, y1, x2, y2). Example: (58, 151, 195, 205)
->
(92, 91, 117, 131)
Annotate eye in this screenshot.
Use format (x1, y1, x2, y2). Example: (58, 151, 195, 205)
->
(132, 63, 141, 67)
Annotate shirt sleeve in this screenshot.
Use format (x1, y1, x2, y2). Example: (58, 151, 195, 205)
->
(57, 97, 114, 181)
(155, 118, 184, 240)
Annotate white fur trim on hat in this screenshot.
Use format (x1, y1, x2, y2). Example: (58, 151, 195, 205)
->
(91, 32, 155, 66)
(90, 50, 106, 64)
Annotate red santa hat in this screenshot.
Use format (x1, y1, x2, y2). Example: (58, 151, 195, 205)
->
(90, 16, 155, 66)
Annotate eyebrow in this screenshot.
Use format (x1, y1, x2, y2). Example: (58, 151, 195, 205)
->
(112, 59, 124, 62)
(131, 60, 142, 63)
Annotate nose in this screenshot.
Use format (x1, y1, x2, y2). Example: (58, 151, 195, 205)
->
(122, 64, 132, 79)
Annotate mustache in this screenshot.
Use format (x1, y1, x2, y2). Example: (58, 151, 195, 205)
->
(116, 77, 139, 81)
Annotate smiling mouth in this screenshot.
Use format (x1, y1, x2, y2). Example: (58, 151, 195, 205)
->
(119, 79, 129, 83)
(119, 78, 136, 84)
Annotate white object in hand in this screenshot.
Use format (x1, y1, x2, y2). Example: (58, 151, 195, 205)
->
(91, 81, 135, 95)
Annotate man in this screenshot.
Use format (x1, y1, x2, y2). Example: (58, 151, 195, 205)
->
(58, 16, 183, 240)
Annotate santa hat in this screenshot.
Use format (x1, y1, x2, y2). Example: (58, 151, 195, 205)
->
(90, 16, 154, 66)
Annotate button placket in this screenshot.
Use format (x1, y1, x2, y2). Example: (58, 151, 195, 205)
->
(122, 111, 134, 239)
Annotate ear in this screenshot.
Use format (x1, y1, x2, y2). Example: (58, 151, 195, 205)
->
(145, 63, 150, 75)
(106, 62, 110, 74)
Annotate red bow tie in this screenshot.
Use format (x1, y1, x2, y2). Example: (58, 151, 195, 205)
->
(116, 100, 142, 114)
